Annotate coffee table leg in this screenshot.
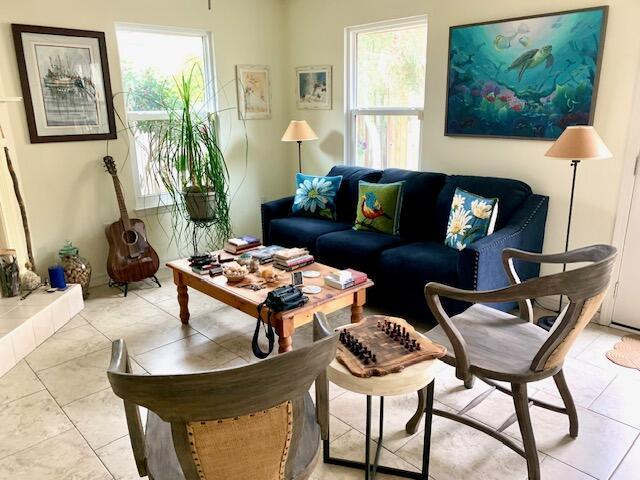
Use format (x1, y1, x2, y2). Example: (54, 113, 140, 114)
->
(277, 318, 293, 354)
(174, 272, 190, 325)
(278, 335, 292, 354)
(351, 289, 366, 323)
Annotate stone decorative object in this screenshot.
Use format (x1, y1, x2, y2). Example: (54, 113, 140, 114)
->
(58, 241, 91, 297)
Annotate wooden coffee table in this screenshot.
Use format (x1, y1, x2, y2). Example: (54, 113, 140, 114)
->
(166, 257, 374, 353)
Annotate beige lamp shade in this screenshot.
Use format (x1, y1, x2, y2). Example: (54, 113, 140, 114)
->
(281, 120, 318, 142)
(545, 126, 612, 160)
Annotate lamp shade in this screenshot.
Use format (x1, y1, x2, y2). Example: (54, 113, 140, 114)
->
(281, 120, 318, 142)
(545, 126, 612, 160)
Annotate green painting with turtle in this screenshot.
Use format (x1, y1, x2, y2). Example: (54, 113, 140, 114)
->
(445, 7, 607, 139)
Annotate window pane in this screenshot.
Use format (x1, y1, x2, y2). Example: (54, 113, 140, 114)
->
(355, 115, 420, 170)
(117, 30, 207, 112)
(356, 24, 427, 108)
(131, 120, 168, 197)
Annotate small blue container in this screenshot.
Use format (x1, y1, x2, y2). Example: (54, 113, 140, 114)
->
(48, 265, 67, 289)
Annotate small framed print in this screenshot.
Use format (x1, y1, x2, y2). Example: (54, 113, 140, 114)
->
(235, 64, 272, 120)
(296, 65, 332, 110)
(11, 24, 117, 143)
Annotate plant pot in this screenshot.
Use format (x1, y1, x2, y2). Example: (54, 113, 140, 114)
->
(183, 187, 217, 221)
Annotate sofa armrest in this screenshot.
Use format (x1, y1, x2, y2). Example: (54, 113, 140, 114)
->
(261, 196, 294, 245)
(457, 194, 549, 310)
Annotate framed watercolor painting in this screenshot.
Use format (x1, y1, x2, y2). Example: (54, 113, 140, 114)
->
(235, 64, 271, 120)
(445, 6, 608, 140)
(11, 24, 117, 143)
(296, 65, 332, 110)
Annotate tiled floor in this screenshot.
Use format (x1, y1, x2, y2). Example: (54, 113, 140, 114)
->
(0, 268, 639, 479)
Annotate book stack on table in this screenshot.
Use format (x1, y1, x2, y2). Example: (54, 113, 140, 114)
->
(246, 245, 283, 264)
(273, 248, 315, 271)
(224, 236, 261, 254)
(324, 269, 368, 290)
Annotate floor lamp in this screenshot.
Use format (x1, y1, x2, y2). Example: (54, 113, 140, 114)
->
(538, 126, 612, 331)
(281, 120, 318, 173)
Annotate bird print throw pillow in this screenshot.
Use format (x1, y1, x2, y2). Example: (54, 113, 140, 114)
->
(445, 188, 499, 251)
(292, 173, 343, 220)
(354, 181, 405, 235)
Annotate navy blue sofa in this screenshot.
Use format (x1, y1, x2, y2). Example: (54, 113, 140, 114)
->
(261, 166, 548, 321)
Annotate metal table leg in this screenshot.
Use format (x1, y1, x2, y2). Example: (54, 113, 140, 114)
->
(324, 380, 435, 479)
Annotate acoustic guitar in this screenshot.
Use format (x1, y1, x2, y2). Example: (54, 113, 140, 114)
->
(103, 156, 160, 292)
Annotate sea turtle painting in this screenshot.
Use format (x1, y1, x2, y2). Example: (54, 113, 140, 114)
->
(508, 45, 554, 82)
(445, 7, 607, 139)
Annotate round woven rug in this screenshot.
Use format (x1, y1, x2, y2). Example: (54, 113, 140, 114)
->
(606, 334, 640, 370)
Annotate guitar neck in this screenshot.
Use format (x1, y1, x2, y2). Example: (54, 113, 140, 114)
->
(111, 176, 131, 228)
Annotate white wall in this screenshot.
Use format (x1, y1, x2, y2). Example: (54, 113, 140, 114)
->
(0, 0, 291, 283)
(284, 0, 640, 258)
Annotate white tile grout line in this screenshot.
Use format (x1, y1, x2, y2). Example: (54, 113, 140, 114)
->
(609, 432, 640, 480)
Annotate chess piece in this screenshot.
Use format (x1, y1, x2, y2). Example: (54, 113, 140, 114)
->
(372, 354, 377, 363)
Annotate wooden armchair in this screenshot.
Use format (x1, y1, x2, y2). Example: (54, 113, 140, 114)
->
(419, 245, 616, 480)
(107, 314, 338, 480)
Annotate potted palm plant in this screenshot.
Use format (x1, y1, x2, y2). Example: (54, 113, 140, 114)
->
(151, 68, 232, 248)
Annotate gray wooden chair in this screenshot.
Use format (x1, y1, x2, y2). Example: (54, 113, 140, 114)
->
(415, 245, 616, 480)
(107, 314, 338, 480)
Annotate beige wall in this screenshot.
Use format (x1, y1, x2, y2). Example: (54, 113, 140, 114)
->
(284, 0, 640, 258)
(0, 0, 291, 283)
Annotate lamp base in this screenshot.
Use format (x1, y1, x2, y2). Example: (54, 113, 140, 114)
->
(537, 315, 557, 331)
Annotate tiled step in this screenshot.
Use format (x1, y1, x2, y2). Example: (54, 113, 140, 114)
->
(0, 285, 83, 377)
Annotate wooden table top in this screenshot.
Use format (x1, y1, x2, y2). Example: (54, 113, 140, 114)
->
(166, 256, 374, 316)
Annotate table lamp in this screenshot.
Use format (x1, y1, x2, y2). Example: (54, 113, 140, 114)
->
(281, 120, 318, 173)
(538, 125, 612, 331)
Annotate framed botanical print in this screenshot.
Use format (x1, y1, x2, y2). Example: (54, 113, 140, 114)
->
(235, 64, 272, 120)
(444, 6, 608, 140)
(296, 65, 332, 110)
(11, 24, 117, 143)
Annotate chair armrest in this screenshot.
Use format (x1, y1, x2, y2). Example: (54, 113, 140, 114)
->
(261, 196, 294, 245)
(457, 194, 548, 312)
(108, 340, 148, 477)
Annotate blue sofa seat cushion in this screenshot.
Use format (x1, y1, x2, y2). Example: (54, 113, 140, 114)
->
(375, 241, 463, 316)
(378, 169, 447, 241)
(268, 217, 351, 254)
(436, 175, 532, 240)
(316, 229, 407, 274)
(327, 165, 382, 224)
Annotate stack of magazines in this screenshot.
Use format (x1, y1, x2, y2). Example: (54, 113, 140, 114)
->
(274, 248, 315, 271)
(246, 245, 283, 264)
(223, 235, 261, 254)
(324, 269, 368, 289)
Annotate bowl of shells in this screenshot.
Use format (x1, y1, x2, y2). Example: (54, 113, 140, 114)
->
(223, 262, 249, 283)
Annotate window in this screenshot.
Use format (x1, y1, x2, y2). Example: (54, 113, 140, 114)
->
(346, 16, 427, 170)
(115, 25, 215, 209)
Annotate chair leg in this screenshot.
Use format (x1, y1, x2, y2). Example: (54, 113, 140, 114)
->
(553, 369, 578, 438)
(464, 376, 475, 389)
(512, 383, 540, 480)
(406, 387, 427, 434)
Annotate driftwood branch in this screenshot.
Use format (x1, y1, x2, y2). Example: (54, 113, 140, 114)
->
(3, 146, 36, 273)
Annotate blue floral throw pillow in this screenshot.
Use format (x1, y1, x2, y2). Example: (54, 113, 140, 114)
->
(292, 173, 343, 220)
(445, 188, 499, 251)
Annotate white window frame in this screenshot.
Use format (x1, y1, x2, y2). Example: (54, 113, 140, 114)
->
(344, 15, 428, 169)
(115, 23, 217, 211)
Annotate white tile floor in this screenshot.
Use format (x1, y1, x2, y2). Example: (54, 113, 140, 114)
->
(0, 269, 638, 479)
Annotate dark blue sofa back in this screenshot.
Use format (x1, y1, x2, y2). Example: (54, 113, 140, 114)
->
(327, 166, 532, 243)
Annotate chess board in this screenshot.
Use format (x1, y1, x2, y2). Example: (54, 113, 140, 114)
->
(336, 315, 446, 378)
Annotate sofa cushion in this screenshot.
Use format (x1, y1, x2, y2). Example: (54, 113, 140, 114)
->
(436, 175, 531, 240)
(375, 242, 462, 316)
(354, 181, 405, 235)
(292, 173, 342, 220)
(444, 188, 499, 251)
(379, 169, 447, 240)
(327, 165, 382, 224)
(268, 217, 351, 254)
(316, 229, 407, 274)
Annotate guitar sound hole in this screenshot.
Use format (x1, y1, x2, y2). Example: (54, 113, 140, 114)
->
(122, 230, 139, 246)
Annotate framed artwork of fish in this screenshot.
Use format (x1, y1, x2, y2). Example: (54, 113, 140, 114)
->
(444, 6, 608, 140)
(11, 24, 117, 143)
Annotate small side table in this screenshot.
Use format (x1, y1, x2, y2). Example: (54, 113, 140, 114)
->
(324, 353, 438, 479)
